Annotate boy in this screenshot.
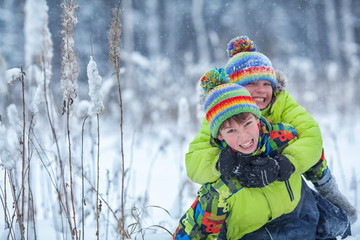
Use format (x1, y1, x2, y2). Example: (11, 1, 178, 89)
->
(173, 68, 350, 239)
(185, 36, 357, 223)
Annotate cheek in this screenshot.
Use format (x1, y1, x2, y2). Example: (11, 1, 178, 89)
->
(251, 125, 260, 138)
(263, 89, 273, 105)
(266, 89, 273, 98)
(244, 86, 255, 95)
(225, 136, 238, 146)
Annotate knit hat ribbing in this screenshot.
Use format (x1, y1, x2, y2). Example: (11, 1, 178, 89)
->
(201, 68, 261, 138)
(225, 36, 277, 88)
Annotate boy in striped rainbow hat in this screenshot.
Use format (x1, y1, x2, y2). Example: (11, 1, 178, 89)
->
(173, 68, 350, 239)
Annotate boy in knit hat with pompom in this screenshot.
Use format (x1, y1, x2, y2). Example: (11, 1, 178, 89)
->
(173, 68, 350, 240)
(185, 36, 357, 224)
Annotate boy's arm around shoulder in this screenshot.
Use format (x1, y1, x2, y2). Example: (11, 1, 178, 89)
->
(185, 118, 221, 185)
(275, 91, 323, 173)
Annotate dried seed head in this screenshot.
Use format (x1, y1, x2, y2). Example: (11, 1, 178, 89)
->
(60, 1, 79, 107)
(108, 7, 122, 71)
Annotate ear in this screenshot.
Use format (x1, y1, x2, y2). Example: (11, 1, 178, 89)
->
(217, 133, 224, 141)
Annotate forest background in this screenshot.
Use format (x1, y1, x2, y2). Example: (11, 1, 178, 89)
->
(0, 0, 360, 239)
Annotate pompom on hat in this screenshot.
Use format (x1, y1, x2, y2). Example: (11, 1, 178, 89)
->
(201, 68, 261, 138)
(225, 36, 277, 88)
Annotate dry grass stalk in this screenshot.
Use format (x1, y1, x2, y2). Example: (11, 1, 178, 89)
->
(86, 53, 105, 239)
(19, 67, 26, 240)
(82, 174, 128, 238)
(60, 0, 79, 109)
(20, 73, 26, 193)
(8, 170, 24, 239)
(96, 114, 100, 240)
(26, 114, 37, 239)
(108, 6, 128, 239)
(80, 116, 88, 240)
(43, 56, 73, 236)
(60, 0, 79, 238)
(2, 170, 15, 239)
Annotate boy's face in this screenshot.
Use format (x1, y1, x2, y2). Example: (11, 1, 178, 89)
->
(218, 114, 260, 154)
(244, 80, 273, 110)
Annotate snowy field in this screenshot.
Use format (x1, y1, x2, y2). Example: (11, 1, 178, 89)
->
(1, 108, 360, 240)
(1, 66, 359, 239)
(99, 113, 360, 239)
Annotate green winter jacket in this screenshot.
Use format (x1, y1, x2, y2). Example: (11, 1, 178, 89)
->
(174, 119, 302, 239)
(174, 174, 302, 239)
(186, 89, 323, 185)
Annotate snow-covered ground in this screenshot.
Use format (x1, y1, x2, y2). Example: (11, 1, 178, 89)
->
(1, 67, 359, 239)
(120, 113, 360, 239)
(1, 112, 360, 239)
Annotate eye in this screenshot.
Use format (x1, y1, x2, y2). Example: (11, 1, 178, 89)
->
(227, 129, 235, 134)
(245, 120, 253, 126)
(264, 82, 271, 86)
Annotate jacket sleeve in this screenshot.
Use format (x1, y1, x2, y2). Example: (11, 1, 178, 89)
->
(173, 185, 228, 240)
(185, 118, 221, 185)
(273, 91, 323, 174)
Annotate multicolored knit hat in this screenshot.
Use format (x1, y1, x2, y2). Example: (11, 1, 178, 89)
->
(225, 36, 277, 88)
(201, 68, 261, 138)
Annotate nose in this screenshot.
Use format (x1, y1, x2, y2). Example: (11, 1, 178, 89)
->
(237, 129, 248, 141)
(254, 85, 265, 92)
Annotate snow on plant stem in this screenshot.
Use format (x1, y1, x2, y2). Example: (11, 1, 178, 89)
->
(59, 1, 79, 239)
(87, 56, 104, 116)
(24, 0, 53, 115)
(86, 56, 104, 240)
(108, 7, 121, 71)
(24, 0, 53, 67)
(0, 104, 21, 170)
(60, 1, 79, 106)
(108, 7, 129, 240)
(0, 50, 7, 94)
(0, 121, 16, 170)
(6, 68, 22, 85)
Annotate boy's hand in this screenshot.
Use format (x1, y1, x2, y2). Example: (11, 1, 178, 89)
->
(274, 155, 294, 181)
(217, 150, 294, 186)
(217, 148, 239, 176)
(236, 156, 279, 188)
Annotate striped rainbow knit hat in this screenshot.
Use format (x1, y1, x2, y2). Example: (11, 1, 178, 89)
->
(201, 68, 261, 138)
(225, 36, 277, 88)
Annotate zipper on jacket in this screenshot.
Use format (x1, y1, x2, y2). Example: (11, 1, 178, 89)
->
(285, 180, 294, 201)
(265, 227, 274, 240)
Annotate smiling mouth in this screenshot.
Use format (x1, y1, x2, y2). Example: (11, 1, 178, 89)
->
(253, 98, 265, 102)
(240, 139, 253, 148)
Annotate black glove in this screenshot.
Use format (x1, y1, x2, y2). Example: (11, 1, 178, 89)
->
(274, 155, 294, 181)
(217, 148, 239, 176)
(236, 156, 279, 188)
